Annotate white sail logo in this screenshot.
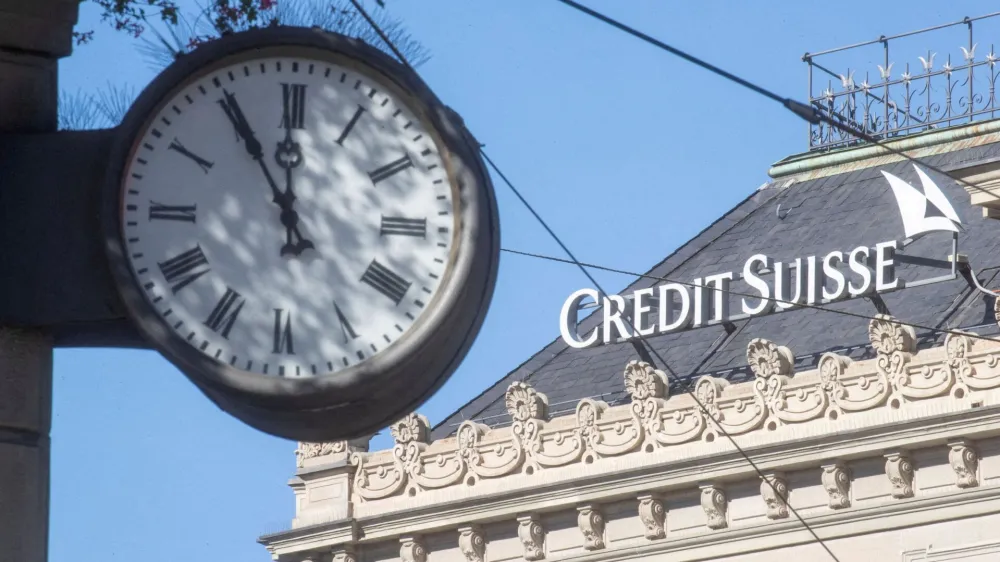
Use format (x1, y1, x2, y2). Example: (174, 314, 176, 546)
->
(880, 164, 962, 239)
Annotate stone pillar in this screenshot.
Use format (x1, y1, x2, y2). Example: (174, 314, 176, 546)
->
(0, 2, 79, 561)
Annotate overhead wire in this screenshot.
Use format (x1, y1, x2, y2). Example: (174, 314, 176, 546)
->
(552, 0, 1000, 205)
(346, 1, 857, 559)
(500, 247, 1000, 345)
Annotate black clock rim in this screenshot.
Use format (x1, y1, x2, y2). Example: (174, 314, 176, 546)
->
(102, 26, 500, 415)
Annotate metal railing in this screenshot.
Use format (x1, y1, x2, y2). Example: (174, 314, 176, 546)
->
(806, 12, 1000, 151)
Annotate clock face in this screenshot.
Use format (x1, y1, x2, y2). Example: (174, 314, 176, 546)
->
(118, 53, 458, 378)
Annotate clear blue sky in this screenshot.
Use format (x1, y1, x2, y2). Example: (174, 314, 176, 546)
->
(51, 1, 996, 560)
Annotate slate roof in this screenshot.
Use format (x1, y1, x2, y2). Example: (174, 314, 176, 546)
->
(432, 137, 1000, 439)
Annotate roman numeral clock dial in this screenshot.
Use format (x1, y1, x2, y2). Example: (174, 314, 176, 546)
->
(114, 54, 459, 378)
(103, 30, 498, 441)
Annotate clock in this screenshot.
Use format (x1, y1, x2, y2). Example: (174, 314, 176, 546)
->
(101, 27, 500, 442)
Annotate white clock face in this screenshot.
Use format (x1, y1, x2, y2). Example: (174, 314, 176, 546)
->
(120, 54, 457, 378)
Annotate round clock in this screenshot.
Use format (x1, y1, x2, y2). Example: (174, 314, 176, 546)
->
(102, 27, 500, 442)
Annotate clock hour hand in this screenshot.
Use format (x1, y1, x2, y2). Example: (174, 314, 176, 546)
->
(275, 126, 314, 256)
(218, 89, 314, 257)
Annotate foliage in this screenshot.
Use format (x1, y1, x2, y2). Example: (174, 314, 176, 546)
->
(61, 0, 429, 130)
(58, 82, 138, 130)
(134, 0, 429, 71)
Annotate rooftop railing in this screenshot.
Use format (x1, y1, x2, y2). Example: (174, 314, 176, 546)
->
(806, 12, 1000, 151)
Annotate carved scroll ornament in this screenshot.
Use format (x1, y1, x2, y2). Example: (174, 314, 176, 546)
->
(637, 494, 666, 540)
(700, 484, 728, 530)
(348, 316, 1000, 503)
(821, 463, 851, 509)
(517, 514, 545, 561)
(458, 526, 486, 562)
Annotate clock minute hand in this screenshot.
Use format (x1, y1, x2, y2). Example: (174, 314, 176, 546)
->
(217, 90, 283, 203)
(218, 89, 313, 257)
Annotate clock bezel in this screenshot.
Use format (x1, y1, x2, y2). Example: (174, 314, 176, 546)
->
(102, 26, 499, 439)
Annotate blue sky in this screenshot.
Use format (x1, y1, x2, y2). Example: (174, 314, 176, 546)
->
(52, 1, 998, 560)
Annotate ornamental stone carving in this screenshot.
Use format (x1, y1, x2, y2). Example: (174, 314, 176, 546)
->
(577, 504, 606, 550)
(331, 547, 357, 562)
(506, 382, 548, 422)
(400, 536, 427, 562)
(458, 525, 486, 562)
(994, 294, 1000, 328)
(821, 463, 851, 509)
(747, 338, 794, 379)
(624, 360, 668, 401)
(699, 484, 728, 530)
(637, 494, 666, 540)
(391, 413, 431, 445)
(346, 318, 1000, 504)
(885, 451, 915, 499)
(760, 472, 789, 519)
(948, 439, 979, 488)
(295, 441, 348, 468)
(869, 315, 917, 396)
(517, 514, 545, 561)
(869, 314, 917, 355)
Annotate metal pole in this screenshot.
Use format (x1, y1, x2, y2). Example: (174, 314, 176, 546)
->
(0, 2, 79, 561)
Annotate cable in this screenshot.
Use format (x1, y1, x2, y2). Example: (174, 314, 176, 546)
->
(347, 3, 844, 558)
(500, 247, 1000, 345)
(552, 0, 1000, 206)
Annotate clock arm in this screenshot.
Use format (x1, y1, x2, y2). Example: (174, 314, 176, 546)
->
(273, 125, 314, 257)
(217, 89, 314, 257)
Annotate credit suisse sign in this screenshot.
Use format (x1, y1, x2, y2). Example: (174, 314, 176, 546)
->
(559, 165, 963, 349)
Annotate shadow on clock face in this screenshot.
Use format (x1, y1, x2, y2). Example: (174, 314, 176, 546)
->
(131, 56, 457, 377)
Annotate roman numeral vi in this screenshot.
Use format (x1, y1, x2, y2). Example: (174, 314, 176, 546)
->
(272, 308, 295, 354)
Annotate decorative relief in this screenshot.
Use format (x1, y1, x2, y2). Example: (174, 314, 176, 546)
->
(819, 352, 888, 412)
(821, 463, 851, 509)
(458, 525, 486, 562)
(699, 484, 728, 530)
(400, 536, 427, 562)
(295, 440, 348, 468)
(994, 292, 1000, 328)
(948, 440, 979, 488)
(760, 473, 789, 519)
(870, 315, 929, 400)
(885, 451, 915, 499)
(750, 339, 828, 425)
(346, 316, 1000, 503)
(517, 514, 545, 561)
(331, 547, 357, 562)
(507, 382, 548, 421)
(946, 332, 1000, 390)
(637, 493, 666, 540)
(577, 504, 606, 550)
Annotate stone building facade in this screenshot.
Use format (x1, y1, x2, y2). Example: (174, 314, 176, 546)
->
(258, 55, 1000, 562)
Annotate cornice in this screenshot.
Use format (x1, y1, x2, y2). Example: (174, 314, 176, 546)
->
(539, 486, 1000, 562)
(768, 118, 1000, 180)
(353, 405, 1000, 541)
(261, 313, 1000, 556)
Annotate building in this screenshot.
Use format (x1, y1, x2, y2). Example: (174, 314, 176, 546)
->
(259, 19, 1000, 562)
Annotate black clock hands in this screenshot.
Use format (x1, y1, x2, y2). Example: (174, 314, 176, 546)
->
(274, 116, 314, 256)
(218, 89, 314, 257)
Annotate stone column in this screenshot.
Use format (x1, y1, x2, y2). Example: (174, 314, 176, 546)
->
(0, 2, 79, 561)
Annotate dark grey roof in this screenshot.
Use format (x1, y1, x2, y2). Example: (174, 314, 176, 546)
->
(432, 140, 1000, 439)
